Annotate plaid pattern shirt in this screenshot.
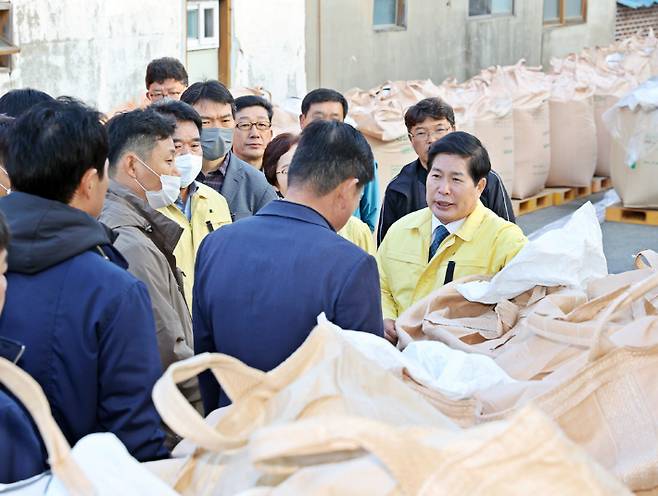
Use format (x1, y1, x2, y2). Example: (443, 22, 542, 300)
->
(197, 153, 230, 194)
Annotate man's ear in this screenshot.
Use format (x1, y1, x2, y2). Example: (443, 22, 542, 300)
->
(145, 91, 152, 102)
(299, 113, 306, 129)
(476, 176, 487, 196)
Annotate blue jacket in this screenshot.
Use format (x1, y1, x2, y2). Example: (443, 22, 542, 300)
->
(353, 162, 380, 232)
(193, 200, 384, 413)
(0, 388, 46, 483)
(0, 192, 168, 463)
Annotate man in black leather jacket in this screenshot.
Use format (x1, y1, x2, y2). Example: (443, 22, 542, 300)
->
(377, 97, 514, 245)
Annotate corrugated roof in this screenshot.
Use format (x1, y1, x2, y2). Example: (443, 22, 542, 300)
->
(618, 0, 658, 8)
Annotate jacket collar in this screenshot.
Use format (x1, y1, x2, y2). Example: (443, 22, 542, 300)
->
(221, 152, 245, 206)
(404, 201, 487, 242)
(255, 199, 335, 232)
(104, 180, 183, 255)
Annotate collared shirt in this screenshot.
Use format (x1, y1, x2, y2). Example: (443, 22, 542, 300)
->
(175, 181, 198, 221)
(197, 153, 230, 193)
(431, 214, 466, 237)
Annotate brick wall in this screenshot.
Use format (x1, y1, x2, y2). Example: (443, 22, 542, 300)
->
(616, 4, 658, 40)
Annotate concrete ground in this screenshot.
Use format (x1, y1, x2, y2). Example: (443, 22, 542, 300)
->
(516, 191, 658, 274)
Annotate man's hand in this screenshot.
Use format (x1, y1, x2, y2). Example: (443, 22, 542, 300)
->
(383, 318, 398, 345)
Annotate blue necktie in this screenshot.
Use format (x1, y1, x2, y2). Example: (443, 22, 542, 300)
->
(428, 225, 450, 262)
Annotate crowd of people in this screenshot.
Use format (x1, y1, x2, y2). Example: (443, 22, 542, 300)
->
(0, 56, 527, 483)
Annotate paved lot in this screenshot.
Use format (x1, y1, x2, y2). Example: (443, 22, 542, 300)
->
(516, 191, 658, 274)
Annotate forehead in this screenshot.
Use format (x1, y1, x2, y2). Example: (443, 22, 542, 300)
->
(151, 136, 176, 156)
(235, 105, 269, 120)
(430, 153, 469, 173)
(148, 78, 185, 91)
(173, 120, 200, 141)
(307, 101, 344, 118)
(412, 117, 452, 130)
(193, 99, 233, 118)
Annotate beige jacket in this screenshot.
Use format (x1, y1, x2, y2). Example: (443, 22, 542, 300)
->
(100, 181, 201, 414)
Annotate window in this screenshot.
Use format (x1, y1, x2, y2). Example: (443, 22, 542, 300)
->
(469, 0, 514, 17)
(0, 2, 19, 71)
(187, 1, 219, 50)
(373, 0, 406, 29)
(544, 0, 586, 25)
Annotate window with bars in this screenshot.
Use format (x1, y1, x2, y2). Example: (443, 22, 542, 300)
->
(544, 0, 587, 25)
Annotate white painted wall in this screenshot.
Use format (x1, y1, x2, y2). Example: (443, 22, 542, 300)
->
(0, 0, 185, 113)
(231, 0, 307, 102)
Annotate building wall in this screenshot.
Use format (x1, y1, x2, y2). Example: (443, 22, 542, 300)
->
(541, 1, 616, 69)
(231, 0, 306, 102)
(306, 0, 543, 93)
(0, 0, 184, 113)
(187, 48, 219, 84)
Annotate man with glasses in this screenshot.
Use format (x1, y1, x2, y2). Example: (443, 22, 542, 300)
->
(232, 95, 274, 170)
(145, 57, 188, 103)
(377, 97, 514, 245)
(181, 81, 277, 220)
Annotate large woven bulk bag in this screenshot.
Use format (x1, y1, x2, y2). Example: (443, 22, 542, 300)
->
(547, 75, 597, 187)
(605, 78, 658, 208)
(441, 78, 515, 194)
(485, 63, 551, 199)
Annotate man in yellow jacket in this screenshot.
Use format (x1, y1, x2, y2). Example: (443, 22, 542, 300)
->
(153, 100, 232, 308)
(377, 132, 527, 343)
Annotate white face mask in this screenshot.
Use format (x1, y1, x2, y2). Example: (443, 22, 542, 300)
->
(133, 156, 181, 209)
(175, 153, 203, 188)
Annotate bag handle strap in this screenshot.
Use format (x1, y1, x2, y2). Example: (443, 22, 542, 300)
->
(635, 250, 658, 270)
(249, 415, 439, 495)
(589, 271, 658, 361)
(0, 358, 93, 495)
(525, 284, 629, 347)
(151, 352, 267, 451)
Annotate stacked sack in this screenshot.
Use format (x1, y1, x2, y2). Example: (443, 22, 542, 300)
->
(469, 62, 551, 199)
(439, 78, 515, 194)
(345, 80, 440, 197)
(604, 77, 658, 208)
(546, 71, 597, 187)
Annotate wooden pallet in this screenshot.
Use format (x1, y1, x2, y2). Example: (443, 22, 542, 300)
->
(512, 189, 554, 217)
(605, 203, 658, 226)
(591, 176, 613, 193)
(548, 187, 577, 206)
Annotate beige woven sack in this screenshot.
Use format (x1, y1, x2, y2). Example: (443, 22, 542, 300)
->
(231, 408, 629, 495)
(151, 323, 457, 495)
(396, 259, 658, 491)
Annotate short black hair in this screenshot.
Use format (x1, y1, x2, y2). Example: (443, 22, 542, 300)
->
(106, 108, 176, 171)
(151, 99, 202, 134)
(0, 115, 15, 164)
(145, 57, 189, 88)
(404, 97, 455, 132)
(301, 88, 348, 118)
(5, 97, 108, 204)
(427, 131, 490, 184)
(180, 80, 235, 114)
(0, 211, 9, 251)
(234, 95, 273, 122)
(0, 89, 55, 118)
(288, 120, 374, 196)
